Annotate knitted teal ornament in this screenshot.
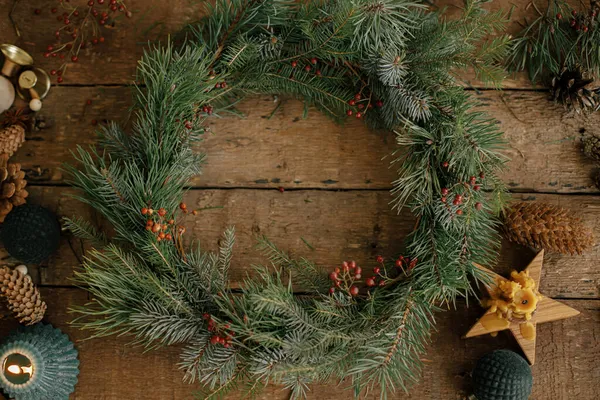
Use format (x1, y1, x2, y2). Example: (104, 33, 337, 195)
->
(0, 324, 79, 400)
(472, 350, 533, 400)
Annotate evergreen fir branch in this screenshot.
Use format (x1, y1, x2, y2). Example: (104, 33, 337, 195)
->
(63, 216, 108, 247)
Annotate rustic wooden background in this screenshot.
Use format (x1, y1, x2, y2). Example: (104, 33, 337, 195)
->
(0, 0, 599, 399)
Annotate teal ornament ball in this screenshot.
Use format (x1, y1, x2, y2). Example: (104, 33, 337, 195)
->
(0, 324, 79, 400)
(472, 350, 533, 400)
(0, 204, 61, 264)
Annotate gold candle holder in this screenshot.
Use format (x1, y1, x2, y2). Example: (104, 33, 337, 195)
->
(0, 44, 33, 78)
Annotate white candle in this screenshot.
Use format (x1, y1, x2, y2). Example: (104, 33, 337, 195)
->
(0, 76, 15, 113)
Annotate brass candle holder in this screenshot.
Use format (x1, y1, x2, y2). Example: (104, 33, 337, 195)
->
(0, 44, 33, 78)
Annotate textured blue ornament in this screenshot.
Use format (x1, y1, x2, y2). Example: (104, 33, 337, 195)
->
(0, 324, 79, 400)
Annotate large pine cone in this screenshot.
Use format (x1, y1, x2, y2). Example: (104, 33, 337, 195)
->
(0, 153, 28, 222)
(503, 202, 595, 255)
(551, 68, 600, 113)
(0, 124, 25, 157)
(0, 265, 46, 325)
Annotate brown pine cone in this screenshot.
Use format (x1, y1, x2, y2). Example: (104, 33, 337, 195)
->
(583, 133, 600, 164)
(503, 202, 595, 255)
(0, 153, 28, 222)
(0, 124, 25, 157)
(0, 265, 46, 325)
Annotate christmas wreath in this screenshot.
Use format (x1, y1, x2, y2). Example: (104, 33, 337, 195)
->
(66, 1, 509, 398)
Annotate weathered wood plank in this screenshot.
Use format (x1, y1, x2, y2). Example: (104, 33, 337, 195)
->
(1, 289, 597, 399)
(6, 187, 598, 298)
(0, 0, 578, 88)
(12, 87, 600, 192)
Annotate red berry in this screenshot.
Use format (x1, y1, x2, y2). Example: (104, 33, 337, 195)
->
(572, 10, 577, 16)
(349, 286, 359, 296)
(556, 12, 562, 19)
(375, 100, 383, 107)
(88, 0, 94, 6)
(91, 119, 97, 125)
(373, 267, 381, 274)
(357, 104, 364, 110)
(315, 70, 322, 76)
(469, 176, 476, 184)
(354, 93, 361, 100)
(57, 70, 63, 76)
(355, 273, 362, 279)
(111, 5, 118, 11)
(583, 26, 589, 32)
(52, 53, 58, 57)
(98, 0, 105, 4)
(221, 82, 227, 88)
(99, 37, 105, 43)
(571, 19, 577, 27)
(99, 19, 106, 25)
(57, 77, 64, 83)
(376, 255, 384, 263)
(442, 161, 449, 168)
(311, 57, 317, 64)
(74, 11, 80, 17)
(346, 110, 353, 116)
(441, 188, 449, 195)
(454, 194, 462, 203)
(379, 280, 386, 287)
(158, 208, 167, 217)
(366, 278, 375, 287)
(475, 202, 483, 211)
(304, 65, 311, 72)
(34, 9, 41, 15)
(479, 172, 485, 179)
(291, 61, 297, 67)
(44, 52, 50, 58)
(473, 185, 480, 191)
(355, 112, 362, 118)
(51, 8, 58, 13)
(110, 0, 116, 4)
(329, 287, 335, 294)
(180, 202, 187, 210)
(64, 19, 70, 25)
(348, 99, 356, 106)
(395, 259, 402, 267)
(329, 271, 338, 281)
(349, 260, 356, 269)
(141, 207, 148, 215)
(71, 55, 78, 62)
(441, 197, 447, 203)
(50, 70, 57, 76)
(355, 267, 362, 275)
(278, 186, 285, 193)
(334, 267, 340, 274)
(456, 209, 463, 215)
(210, 336, 219, 345)
(86, 99, 92, 105)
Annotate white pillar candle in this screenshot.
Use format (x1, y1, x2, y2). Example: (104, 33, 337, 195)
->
(0, 76, 15, 113)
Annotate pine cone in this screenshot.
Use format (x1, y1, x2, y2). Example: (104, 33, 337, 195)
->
(0, 124, 25, 157)
(583, 134, 600, 164)
(551, 68, 600, 113)
(503, 202, 595, 255)
(0, 153, 28, 222)
(0, 265, 46, 325)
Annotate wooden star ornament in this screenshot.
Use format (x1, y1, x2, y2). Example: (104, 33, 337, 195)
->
(464, 250, 580, 365)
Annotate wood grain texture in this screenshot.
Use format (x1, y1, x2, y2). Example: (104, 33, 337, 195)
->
(0, 289, 597, 400)
(0, 0, 583, 88)
(5, 187, 598, 299)
(9, 87, 600, 193)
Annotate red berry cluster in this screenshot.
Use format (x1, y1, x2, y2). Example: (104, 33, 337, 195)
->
(141, 202, 199, 243)
(439, 172, 485, 216)
(34, 0, 132, 83)
(203, 314, 234, 348)
(345, 92, 384, 119)
(289, 57, 322, 79)
(328, 260, 362, 296)
(366, 255, 417, 286)
(564, 6, 599, 33)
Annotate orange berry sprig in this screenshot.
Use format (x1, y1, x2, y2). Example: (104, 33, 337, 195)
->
(35, 0, 132, 83)
(140, 202, 200, 244)
(364, 255, 418, 288)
